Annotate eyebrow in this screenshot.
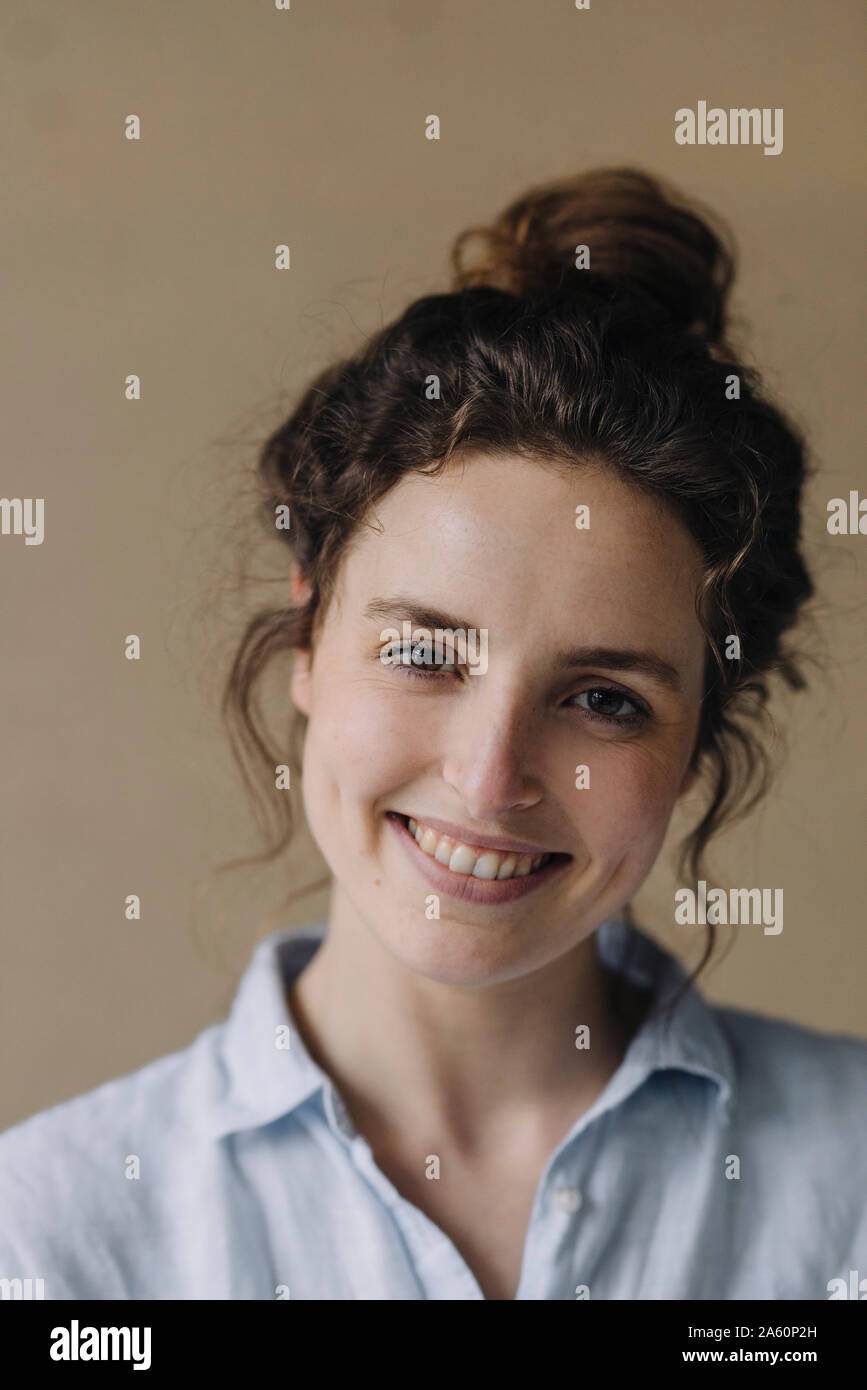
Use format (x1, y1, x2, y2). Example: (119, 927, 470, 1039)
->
(363, 595, 683, 691)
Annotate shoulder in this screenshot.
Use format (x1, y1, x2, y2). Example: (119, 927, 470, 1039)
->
(709, 1007, 867, 1277)
(712, 1003, 867, 1144)
(0, 1021, 225, 1158)
(0, 1024, 225, 1297)
(715, 1002, 867, 1079)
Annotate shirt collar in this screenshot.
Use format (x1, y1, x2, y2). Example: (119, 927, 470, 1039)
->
(209, 916, 735, 1142)
(208, 924, 329, 1141)
(591, 916, 735, 1125)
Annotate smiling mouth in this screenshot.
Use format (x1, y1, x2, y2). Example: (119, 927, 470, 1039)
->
(392, 812, 569, 880)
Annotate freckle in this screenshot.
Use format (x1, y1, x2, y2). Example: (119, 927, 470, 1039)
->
(374, 879, 381, 886)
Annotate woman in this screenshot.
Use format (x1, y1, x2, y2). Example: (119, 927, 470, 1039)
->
(1, 167, 864, 1301)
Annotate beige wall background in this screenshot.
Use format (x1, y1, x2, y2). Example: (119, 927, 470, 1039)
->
(1, 0, 864, 1131)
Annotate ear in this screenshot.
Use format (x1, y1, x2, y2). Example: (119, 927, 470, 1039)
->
(291, 564, 312, 607)
(290, 648, 312, 717)
(289, 565, 314, 717)
(678, 763, 699, 799)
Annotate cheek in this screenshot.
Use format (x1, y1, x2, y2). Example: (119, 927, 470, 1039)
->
(303, 675, 428, 808)
(576, 745, 684, 862)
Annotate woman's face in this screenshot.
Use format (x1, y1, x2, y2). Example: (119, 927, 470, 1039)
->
(291, 451, 707, 986)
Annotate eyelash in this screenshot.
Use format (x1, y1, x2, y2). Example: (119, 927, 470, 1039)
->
(378, 645, 651, 728)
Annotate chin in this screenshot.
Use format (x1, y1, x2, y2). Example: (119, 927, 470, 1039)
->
(365, 904, 588, 990)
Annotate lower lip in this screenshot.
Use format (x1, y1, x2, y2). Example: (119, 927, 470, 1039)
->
(386, 811, 571, 905)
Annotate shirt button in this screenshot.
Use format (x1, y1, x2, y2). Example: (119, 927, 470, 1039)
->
(553, 1186, 583, 1213)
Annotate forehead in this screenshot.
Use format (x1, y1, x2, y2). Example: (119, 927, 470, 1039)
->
(339, 450, 705, 654)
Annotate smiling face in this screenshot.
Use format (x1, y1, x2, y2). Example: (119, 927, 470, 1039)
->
(290, 450, 707, 986)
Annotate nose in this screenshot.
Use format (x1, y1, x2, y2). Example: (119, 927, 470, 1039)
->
(439, 683, 544, 822)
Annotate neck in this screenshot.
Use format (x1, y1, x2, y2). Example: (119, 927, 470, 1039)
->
(287, 889, 644, 1156)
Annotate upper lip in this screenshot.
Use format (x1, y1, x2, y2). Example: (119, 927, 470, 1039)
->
(394, 812, 564, 858)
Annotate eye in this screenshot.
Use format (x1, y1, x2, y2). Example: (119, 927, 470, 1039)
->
(377, 645, 650, 724)
(570, 686, 649, 726)
(379, 641, 459, 679)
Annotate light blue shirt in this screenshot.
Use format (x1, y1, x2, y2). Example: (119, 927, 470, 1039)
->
(1, 917, 865, 1300)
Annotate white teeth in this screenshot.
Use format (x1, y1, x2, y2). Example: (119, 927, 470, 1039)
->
(471, 853, 501, 880)
(419, 827, 440, 855)
(448, 845, 478, 874)
(404, 817, 552, 880)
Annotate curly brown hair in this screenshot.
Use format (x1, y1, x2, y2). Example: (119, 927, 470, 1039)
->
(215, 166, 814, 1004)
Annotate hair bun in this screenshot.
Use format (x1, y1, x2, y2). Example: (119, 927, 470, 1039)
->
(449, 166, 736, 347)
